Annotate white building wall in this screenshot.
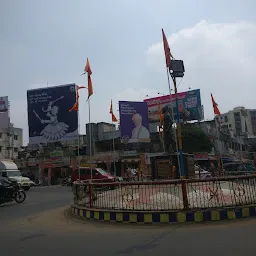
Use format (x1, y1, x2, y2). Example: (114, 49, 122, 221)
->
(0, 126, 23, 159)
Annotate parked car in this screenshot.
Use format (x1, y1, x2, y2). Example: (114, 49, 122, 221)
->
(223, 162, 253, 176)
(71, 167, 120, 184)
(194, 165, 212, 179)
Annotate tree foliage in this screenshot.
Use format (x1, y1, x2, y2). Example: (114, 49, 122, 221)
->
(181, 126, 213, 153)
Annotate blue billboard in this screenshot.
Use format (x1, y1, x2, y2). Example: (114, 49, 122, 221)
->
(27, 84, 78, 144)
(119, 101, 150, 143)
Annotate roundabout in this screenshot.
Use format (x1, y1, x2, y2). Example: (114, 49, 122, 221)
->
(71, 175, 256, 224)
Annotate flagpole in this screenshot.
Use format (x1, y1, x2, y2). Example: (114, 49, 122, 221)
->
(77, 108, 81, 180)
(166, 68, 181, 177)
(214, 116, 224, 176)
(88, 97, 93, 180)
(112, 120, 116, 176)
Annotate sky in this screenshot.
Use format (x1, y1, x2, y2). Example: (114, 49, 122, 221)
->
(1, 0, 256, 145)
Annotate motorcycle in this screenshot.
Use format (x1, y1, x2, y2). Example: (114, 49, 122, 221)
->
(0, 179, 26, 205)
(61, 177, 72, 186)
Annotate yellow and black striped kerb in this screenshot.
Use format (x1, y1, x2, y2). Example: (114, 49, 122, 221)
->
(71, 204, 256, 224)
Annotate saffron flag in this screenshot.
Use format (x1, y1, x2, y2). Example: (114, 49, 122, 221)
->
(109, 100, 118, 122)
(162, 29, 173, 68)
(87, 75, 93, 99)
(69, 86, 86, 112)
(81, 58, 93, 99)
(83, 58, 92, 76)
(211, 93, 221, 115)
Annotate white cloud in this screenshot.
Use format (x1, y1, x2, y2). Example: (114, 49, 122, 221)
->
(145, 20, 256, 119)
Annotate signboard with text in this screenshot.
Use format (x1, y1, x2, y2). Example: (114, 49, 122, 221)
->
(144, 89, 203, 122)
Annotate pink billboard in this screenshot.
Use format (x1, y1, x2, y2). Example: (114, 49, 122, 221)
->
(144, 89, 203, 122)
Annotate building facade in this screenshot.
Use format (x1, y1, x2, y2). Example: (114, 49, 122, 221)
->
(0, 124, 23, 159)
(217, 107, 256, 138)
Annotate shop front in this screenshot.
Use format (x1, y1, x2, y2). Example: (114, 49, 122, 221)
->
(39, 156, 71, 185)
(93, 152, 121, 176)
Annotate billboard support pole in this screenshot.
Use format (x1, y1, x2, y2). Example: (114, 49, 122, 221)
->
(88, 98, 93, 180)
(166, 69, 181, 177)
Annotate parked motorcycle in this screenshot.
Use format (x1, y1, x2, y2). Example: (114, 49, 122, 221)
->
(0, 178, 26, 205)
(61, 177, 72, 186)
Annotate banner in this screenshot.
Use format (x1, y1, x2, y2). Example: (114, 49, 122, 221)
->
(144, 89, 203, 122)
(0, 96, 9, 129)
(27, 84, 78, 144)
(119, 101, 150, 143)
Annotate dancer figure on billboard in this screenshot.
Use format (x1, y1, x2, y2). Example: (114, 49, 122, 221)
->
(33, 96, 69, 141)
(131, 113, 150, 140)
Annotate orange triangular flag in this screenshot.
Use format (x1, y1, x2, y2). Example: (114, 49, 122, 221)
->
(162, 29, 173, 68)
(69, 86, 86, 112)
(109, 100, 118, 122)
(211, 93, 221, 115)
(69, 101, 78, 112)
(87, 75, 93, 99)
(84, 58, 92, 76)
(112, 113, 118, 122)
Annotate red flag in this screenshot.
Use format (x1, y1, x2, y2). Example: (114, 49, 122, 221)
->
(111, 113, 118, 122)
(87, 75, 93, 99)
(69, 86, 86, 112)
(109, 99, 118, 122)
(211, 93, 221, 115)
(162, 29, 173, 68)
(84, 58, 92, 76)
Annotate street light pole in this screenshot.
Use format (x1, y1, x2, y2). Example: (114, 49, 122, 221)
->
(165, 70, 181, 176)
(171, 75, 185, 178)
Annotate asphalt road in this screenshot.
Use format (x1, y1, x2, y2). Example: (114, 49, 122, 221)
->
(0, 185, 73, 220)
(0, 186, 256, 255)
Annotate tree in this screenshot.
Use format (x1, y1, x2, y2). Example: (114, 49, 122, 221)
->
(181, 126, 213, 153)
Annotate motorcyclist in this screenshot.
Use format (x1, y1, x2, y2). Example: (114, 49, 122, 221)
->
(0, 176, 14, 199)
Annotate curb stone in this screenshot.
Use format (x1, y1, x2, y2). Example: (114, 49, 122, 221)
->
(71, 204, 256, 224)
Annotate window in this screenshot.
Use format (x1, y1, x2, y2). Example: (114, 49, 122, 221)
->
(225, 116, 228, 122)
(0, 133, 2, 138)
(14, 135, 18, 140)
(14, 147, 18, 152)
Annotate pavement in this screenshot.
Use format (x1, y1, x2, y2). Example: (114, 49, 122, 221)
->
(1, 185, 256, 255)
